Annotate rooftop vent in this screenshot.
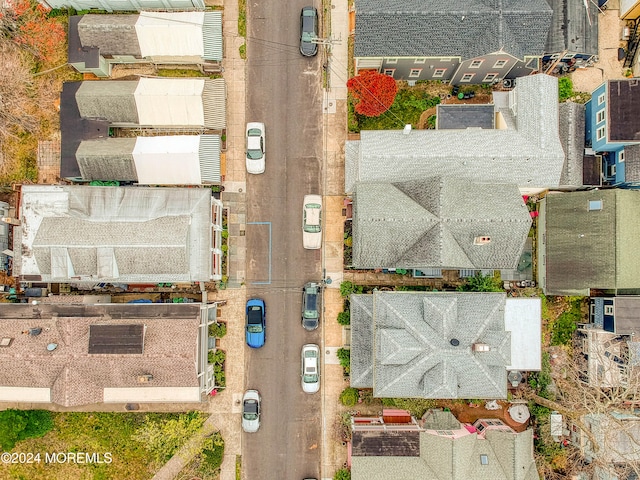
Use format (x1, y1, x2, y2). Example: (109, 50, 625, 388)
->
(23, 328, 42, 336)
(138, 374, 154, 383)
(403, 124, 412, 135)
(47, 343, 58, 351)
(450, 338, 460, 347)
(0, 337, 13, 347)
(474, 236, 491, 245)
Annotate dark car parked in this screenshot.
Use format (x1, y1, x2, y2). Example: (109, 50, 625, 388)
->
(300, 6, 318, 57)
(302, 282, 320, 331)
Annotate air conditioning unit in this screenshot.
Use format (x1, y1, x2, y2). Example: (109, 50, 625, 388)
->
(608, 163, 617, 177)
(502, 78, 514, 88)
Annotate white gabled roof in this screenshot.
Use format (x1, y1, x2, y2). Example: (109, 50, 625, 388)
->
(133, 78, 205, 126)
(136, 12, 205, 57)
(133, 136, 202, 184)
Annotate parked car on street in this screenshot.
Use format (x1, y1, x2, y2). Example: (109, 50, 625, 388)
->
(301, 344, 320, 394)
(299, 6, 318, 57)
(242, 389, 261, 433)
(245, 298, 265, 348)
(245, 122, 265, 174)
(302, 195, 322, 249)
(301, 282, 320, 331)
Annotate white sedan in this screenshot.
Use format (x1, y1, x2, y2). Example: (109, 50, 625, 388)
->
(301, 344, 320, 394)
(245, 122, 265, 174)
(241, 389, 261, 433)
(302, 195, 322, 249)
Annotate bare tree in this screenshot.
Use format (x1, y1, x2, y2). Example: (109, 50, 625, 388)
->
(0, 41, 38, 139)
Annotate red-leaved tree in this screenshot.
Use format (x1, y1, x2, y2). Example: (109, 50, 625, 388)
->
(347, 71, 398, 117)
(0, 0, 66, 62)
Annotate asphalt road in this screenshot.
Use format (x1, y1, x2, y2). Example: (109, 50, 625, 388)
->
(243, 1, 325, 478)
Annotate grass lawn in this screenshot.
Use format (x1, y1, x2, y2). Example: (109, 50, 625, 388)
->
(3, 412, 185, 480)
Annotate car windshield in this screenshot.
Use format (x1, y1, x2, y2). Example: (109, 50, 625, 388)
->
(243, 400, 258, 420)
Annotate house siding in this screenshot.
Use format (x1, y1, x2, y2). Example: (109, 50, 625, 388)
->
(450, 53, 520, 85)
(363, 57, 459, 83)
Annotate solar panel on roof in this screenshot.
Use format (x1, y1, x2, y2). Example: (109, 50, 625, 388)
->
(88, 324, 145, 354)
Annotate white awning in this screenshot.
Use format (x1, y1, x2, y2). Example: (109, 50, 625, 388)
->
(136, 12, 205, 57)
(134, 78, 205, 127)
(133, 136, 202, 185)
(505, 297, 542, 371)
(0, 386, 51, 402)
(103, 387, 201, 403)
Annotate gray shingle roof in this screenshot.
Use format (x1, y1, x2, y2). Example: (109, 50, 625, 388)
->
(345, 74, 564, 192)
(558, 102, 585, 187)
(78, 14, 142, 56)
(544, 0, 599, 56)
(354, 0, 552, 59)
(76, 138, 138, 181)
(14, 185, 213, 283)
(352, 178, 531, 270)
(437, 104, 495, 130)
(542, 190, 640, 295)
(350, 291, 511, 399)
(75, 81, 140, 123)
(352, 428, 538, 480)
(624, 144, 640, 182)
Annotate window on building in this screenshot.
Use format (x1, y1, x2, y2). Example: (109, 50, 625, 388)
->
(589, 200, 603, 211)
(605, 305, 614, 315)
(409, 69, 422, 78)
(433, 68, 446, 78)
(386, 58, 398, 64)
(470, 59, 483, 68)
(596, 110, 606, 123)
(461, 73, 475, 82)
(596, 126, 606, 141)
(414, 58, 426, 64)
(598, 93, 605, 105)
(493, 59, 508, 68)
(483, 73, 498, 83)
(620, 150, 626, 163)
(480, 455, 489, 465)
(383, 69, 395, 76)
(440, 57, 452, 62)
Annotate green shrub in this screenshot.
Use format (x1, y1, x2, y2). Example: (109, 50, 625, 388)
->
(200, 432, 225, 474)
(550, 297, 583, 346)
(340, 387, 359, 406)
(334, 468, 351, 480)
(528, 352, 552, 398)
(380, 398, 436, 418)
(337, 348, 351, 369)
(221, 230, 229, 239)
(340, 281, 364, 297)
(208, 322, 227, 338)
(558, 77, 573, 102)
(344, 236, 353, 247)
(337, 311, 351, 326)
(0, 409, 53, 450)
(456, 272, 503, 292)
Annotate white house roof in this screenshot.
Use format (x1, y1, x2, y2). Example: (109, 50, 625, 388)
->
(505, 298, 542, 371)
(134, 78, 205, 126)
(136, 12, 206, 57)
(133, 136, 203, 184)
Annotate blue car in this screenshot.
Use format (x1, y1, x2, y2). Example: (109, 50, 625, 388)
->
(246, 298, 266, 348)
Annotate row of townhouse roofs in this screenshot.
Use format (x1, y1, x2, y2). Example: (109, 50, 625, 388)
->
(48, 0, 605, 84)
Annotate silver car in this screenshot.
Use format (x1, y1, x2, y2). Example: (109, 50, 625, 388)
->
(242, 389, 261, 433)
(302, 195, 322, 249)
(301, 344, 320, 394)
(246, 122, 265, 174)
